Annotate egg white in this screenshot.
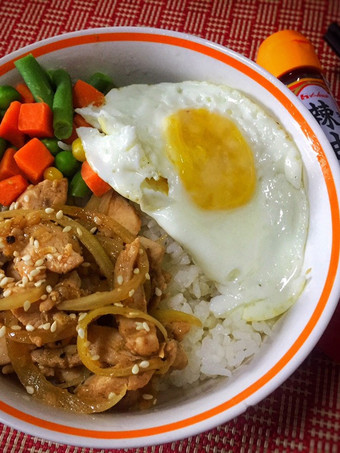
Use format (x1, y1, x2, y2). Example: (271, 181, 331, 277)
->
(77, 81, 309, 321)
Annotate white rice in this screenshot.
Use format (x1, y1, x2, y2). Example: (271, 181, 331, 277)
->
(141, 215, 276, 387)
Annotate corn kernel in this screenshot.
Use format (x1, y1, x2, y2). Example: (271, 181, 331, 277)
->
(44, 166, 63, 181)
(72, 138, 86, 162)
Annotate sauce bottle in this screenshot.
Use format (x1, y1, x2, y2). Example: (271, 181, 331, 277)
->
(256, 29, 340, 162)
(257, 30, 340, 363)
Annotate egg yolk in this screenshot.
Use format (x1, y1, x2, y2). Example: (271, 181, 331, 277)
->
(165, 108, 256, 210)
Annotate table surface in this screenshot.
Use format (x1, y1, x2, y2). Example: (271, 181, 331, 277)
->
(0, 1, 339, 452)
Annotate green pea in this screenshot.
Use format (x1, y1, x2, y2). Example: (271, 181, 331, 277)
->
(70, 170, 92, 198)
(0, 86, 21, 110)
(41, 138, 62, 156)
(55, 150, 80, 177)
(0, 138, 7, 160)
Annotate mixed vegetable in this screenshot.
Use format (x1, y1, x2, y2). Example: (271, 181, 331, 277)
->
(0, 53, 112, 207)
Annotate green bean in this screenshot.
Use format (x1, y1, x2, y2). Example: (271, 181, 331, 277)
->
(87, 72, 115, 94)
(0, 86, 21, 110)
(41, 138, 62, 156)
(0, 138, 7, 160)
(14, 54, 54, 108)
(55, 151, 80, 177)
(70, 170, 92, 198)
(49, 69, 73, 140)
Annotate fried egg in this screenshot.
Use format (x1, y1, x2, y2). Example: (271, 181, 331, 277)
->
(77, 81, 309, 321)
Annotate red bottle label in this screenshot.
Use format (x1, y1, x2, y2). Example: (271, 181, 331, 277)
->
(287, 78, 340, 161)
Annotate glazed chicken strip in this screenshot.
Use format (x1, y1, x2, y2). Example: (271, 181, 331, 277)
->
(114, 238, 160, 356)
(16, 178, 68, 210)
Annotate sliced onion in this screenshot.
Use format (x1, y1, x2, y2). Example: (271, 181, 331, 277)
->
(0, 286, 46, 311)
(6, 338, 126, 413)
(151, 309, 202, 327)
(77, 306, 168, 377)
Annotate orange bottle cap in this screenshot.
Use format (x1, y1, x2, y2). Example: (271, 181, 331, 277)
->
(256, 30, 323, 78)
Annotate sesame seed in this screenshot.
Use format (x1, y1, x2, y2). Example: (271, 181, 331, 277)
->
(3, 289, 12, 297)
(35, 258, 44, 267)
(40, 323, 51, 330)
(78, 328, 85, 339)
(78, 312, 87, 321)
(44, 207, 54, 214)
(11, 325, 22, 331)
(94, 216, 102, 225)
(133, 268, 140, 274)
(128, 289, 135, 297)
(33, 240, 40, 249)
(84, 340, 90, 347)
(22, 254, 32, 262)
(46, 285, 52, 293)
(23, 300, 31, 312)
(22, 276, 28, 285)
(90, 227, 97, 234)
(131, 364, 139, 375)
(155, 287, 162, 297)
(26, 324, 35, 332)
(145, 272, 150, 280)
(29, 269, 40, 278)
(23, 195, 30, 202)
(153, 398, 157, 405)
(0, 326, 6, 338)
(46, 253, 54, 260)
(142, 393, 153, 400)
(142, 322, 150, 332)
(62, 225, 72, 233)
(56, 210, 63, 220)
(116, 275, 123, 285)
(76, 227, 83, 237)
(25, 386, 34, 395)
(29, 237, 34, 245)
(81, 262, 91, 267)
(108, 392, 116, 399)
(40, 294, 47, 300)
(91, 354, 100, 361)
(13, 251, 19, 257)
(135, 322, 144, 331)
(14, 202, 19, 210)
(69, 313, 77, 319)
(50, 321, 57, 333)
(0, 277, 13, 287)
(34, 279, 46, 288)
(139, 360, 150, 369)
(139, 248, 144, 255)
(114, 302, 123, 307)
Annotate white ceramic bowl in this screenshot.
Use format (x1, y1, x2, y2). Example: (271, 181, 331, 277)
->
(0, 27, 340, 449)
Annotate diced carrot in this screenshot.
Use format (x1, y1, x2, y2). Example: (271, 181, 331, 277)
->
(0, 101, 26, 148)
(74, 113, 92, 128)
(0, 174, 28, 206)
(18, 102, 54, 137)
(15, 83, 35, 104)
(0, 147, 22, 181)
(14, 138, 54, 184)
(73, 80, 105, 108)
(81, 161, 111, 197)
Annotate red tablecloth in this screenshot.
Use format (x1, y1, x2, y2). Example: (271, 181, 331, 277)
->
(0, 1, 339, 452)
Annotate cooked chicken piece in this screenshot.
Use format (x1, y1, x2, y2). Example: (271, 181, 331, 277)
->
(165, 321, 191, 342)
(12, 302, 49, 330)
(16, 178, 68, 210)
(139, 236, 164, 269)
(0, 336, 10, 366)
(41, 271, 83, 311)
(75, 371, 154, 400)
(14, 222, 83, 278)
(31, 344, 81, 369)
(114, 238, 160, 356)
(87, 190, 141, 235)
(164, 339, 188, 371)
(88, 325, 139, 367)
